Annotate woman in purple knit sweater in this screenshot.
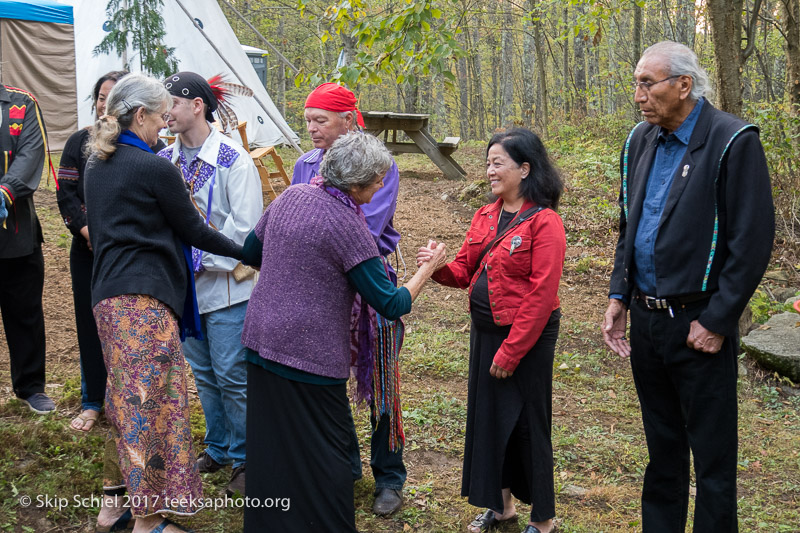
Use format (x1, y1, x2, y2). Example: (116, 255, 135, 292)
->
(240, 132, 445, 532)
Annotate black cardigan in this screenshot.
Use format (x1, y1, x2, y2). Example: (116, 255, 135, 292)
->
(84, 143, 243, 316)
(609, 101, 774, 338)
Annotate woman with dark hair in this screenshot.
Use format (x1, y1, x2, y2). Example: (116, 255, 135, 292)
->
(418, 128, 565, 533)
(58, 70, 131, 434)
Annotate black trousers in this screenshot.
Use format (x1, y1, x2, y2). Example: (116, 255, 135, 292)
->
(0, 246, 46, 399)
(629, 297, 738, 533)
(69, 238, 106, 408)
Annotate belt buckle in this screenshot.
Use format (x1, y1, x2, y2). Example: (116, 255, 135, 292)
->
(644, 295, 667, 310)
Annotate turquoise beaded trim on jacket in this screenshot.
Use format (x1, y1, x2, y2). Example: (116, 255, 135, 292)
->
(622, 121, 645, 220)
(702, 124, 757, 291)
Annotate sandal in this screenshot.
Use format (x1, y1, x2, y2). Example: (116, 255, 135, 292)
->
(70, 410, 100, 433)
(95, 508, 134, 532)
(150, 518, 194, 532)
(468, 509, 518, 532)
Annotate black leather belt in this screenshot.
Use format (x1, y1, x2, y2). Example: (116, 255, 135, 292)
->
(634, 289, 711, 316)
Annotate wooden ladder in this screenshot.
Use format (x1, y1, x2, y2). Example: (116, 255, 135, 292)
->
(235, 122, 290, 201)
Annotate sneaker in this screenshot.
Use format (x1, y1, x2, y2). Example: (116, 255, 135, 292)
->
(20, 393, 55, 414)
(226, 465, 245, 497)
(196, 450, 225, 474)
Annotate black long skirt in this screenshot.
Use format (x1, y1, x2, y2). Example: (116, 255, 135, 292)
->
(461, 309, 561, 522)
(244, 362, 357, 533)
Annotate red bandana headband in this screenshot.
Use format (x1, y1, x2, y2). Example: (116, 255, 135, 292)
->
(305, 82, 365, 127)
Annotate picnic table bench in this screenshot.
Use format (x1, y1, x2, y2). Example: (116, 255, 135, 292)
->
(361, 111, 466, 180)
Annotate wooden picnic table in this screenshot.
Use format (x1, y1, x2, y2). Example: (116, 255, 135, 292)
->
(361, 111, 467, 180)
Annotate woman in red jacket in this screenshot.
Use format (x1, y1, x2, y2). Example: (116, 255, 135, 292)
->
(418, 128, 565, 533)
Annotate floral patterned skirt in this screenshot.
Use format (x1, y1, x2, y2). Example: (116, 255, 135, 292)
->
(93, 294, 203, 517)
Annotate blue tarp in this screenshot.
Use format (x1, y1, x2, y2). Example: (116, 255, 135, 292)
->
(0, 0, 73, 25)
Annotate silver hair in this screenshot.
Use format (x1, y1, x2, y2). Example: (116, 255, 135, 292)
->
(90, 73, 171, 159)
(640, 41, 712, 101)
(319, 132, 392, 193)
(338, 110, 359, 129)
(106, 73, 171, 123)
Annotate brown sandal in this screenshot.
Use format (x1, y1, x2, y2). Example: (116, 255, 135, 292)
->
(70, 410, 100, 433)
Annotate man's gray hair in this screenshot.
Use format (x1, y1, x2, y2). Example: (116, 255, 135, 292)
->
(640, 41, 712, 101)
(320, 132, 392, 193)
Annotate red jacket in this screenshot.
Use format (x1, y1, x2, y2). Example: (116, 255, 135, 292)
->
(432, 199, 565, 372)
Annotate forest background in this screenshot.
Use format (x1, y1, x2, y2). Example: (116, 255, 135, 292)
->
(1, 1, 799, 532)
(219, 0, 800, 265)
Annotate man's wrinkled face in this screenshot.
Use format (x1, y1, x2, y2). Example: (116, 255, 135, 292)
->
(633, 55, 687, 131)
(304, 107, 353, 150)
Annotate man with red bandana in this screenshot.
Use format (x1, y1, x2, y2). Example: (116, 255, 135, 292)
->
(292, 83, 405, 516)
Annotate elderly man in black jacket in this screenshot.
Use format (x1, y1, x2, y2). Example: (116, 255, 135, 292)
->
(602, 41, 774, 532)
(0, 84, 52, 414)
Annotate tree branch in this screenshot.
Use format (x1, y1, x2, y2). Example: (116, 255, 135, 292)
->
(742, 0, 764, 61)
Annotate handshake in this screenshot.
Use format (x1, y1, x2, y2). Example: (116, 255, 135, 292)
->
(416, 240, 448, 272)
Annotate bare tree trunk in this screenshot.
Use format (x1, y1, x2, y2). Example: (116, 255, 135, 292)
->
(470, 13, 486, 139)
(708, 0, 762, 115)
(562, 6, 571, 115)
(522, 4, 536, 129)
(456, 36, 470, 140)
(633, 0, 642, 64)
(784, 0, 800, 112)
(676, 0, 696, 47)
(573, 4, 587, 117)
(486, 3, 501, 129)
(277, 16, 285, 117)
(707, 0, 744, 114)
(500, 5, 515, 127)
(532, 0, 549, 135)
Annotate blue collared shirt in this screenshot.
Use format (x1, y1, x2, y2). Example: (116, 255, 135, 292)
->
(632, 98, 704, 296)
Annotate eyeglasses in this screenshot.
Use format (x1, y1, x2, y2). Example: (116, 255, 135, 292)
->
(632, 75, 681, 92)
(161, 113, 171, 122)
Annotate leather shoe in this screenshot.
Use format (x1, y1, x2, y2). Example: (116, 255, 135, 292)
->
(196, 450, 225, 474)
(226, 464, 245, 497)
(372, 487, 402, 516)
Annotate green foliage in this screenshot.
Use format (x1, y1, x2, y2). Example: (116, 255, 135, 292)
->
(294, 0, 463, 92)
(748, 288, 797, 325)
(94, 0, 179, 77)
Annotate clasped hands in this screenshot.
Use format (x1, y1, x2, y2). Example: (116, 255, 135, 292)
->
(416, 240, 513, 379)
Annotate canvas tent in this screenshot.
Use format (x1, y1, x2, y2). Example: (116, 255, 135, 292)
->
(2, 0, 299, 150)
(65, 0, 299, 150)
(0, 0, 78, 150)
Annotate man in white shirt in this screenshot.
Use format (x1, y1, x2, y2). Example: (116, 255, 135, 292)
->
(159, 71, 262, 496)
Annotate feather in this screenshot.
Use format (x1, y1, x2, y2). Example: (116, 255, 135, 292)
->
(217, 82, 253, 98)
(219, 102, 239, 132)
(216, 102, 231, 133)
(207, 74, 229, 103)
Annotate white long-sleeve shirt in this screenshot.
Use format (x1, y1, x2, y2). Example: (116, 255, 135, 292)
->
(159, 127, 263, 314)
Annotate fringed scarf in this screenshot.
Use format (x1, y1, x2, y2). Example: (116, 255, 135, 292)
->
(312, 176, 406, 450)
(372, 258, 406, 451)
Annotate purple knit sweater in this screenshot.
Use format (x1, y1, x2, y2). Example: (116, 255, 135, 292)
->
(241, 184, 379, 378)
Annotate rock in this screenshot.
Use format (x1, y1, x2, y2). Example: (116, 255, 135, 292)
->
(773, 287, 800, 303)
(738, 305, 753, 340)
(561, 484, 588, 497)
(440, 193, 449, 202)
(738, 363, 748, 377)
(457, 180, 487, 203)
(741, 312, 800, 381)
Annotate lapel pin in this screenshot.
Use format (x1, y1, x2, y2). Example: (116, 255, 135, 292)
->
(682, 164, 690, 177)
